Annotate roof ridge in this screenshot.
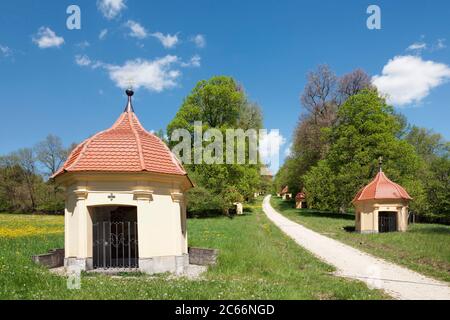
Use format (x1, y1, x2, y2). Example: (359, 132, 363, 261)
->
(66, 128, 109, 171)
(65, 113, 129, 171)
(380, 172, 409, 199)
(374, 171, 383, 198)
(392, 180, 410, 199)
(142, 129, 187, 174)
(391, 182, 403, 198)
(51, 142, 85, 178)
(355, 176, 374, 202)
(132, 115, 187, 175)
(128, 112, 146, 170)
(110, 112, 128, 129)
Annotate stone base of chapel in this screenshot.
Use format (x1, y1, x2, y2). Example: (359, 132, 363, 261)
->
(357, 230, 379, 234)
(65, 257, 93, 271)
(139, 254, 189, 275)
(64, 254, 189, 275)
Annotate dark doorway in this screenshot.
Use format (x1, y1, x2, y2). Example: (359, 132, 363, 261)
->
(378, 212, 397, 233)
(92, 206, 138, 269)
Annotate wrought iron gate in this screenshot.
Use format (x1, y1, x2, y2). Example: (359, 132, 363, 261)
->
(378, 212, 397, 233)
(93, 221, 139, 269)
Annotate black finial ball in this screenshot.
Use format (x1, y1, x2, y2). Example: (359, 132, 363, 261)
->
(126, 89, 134, 97)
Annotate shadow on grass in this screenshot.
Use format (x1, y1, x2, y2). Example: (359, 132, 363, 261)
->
(409, 226, 450, 235)
(297, 210, 355, 221)
(274, 199, 355, 221)
(188, 205, 255, 220)
(343, 226, 356, 233)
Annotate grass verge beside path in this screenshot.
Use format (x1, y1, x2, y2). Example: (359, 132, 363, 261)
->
(0, 199, 387, 299)
(271, 196, 450, 283)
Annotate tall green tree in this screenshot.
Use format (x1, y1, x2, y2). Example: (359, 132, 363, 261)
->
(167, 76, 264, 214)
(276, 67, 373, 196)
(406, 126, 450, 218)
(304, 90, 424, 212)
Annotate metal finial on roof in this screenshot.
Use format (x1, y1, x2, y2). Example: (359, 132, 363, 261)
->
(378, 156, 383, 172)
(124, 88, 134, 112)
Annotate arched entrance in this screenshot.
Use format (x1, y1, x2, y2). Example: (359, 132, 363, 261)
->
(378, 211, 398, 233)
(91, 206, 139, 269)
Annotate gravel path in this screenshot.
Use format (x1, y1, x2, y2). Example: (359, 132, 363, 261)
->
(263, 195, 450, 300)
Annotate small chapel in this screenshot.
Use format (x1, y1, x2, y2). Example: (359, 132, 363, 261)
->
(352, 162, 412, 234)
(53, 89, 193, 274)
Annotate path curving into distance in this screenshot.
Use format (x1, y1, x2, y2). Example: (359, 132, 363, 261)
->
(262, 195, 450, 300)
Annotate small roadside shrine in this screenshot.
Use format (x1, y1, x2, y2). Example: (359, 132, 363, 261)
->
(352, 163, 412, 234)
(295, 192, 307, 209)
(280, 186, 292, 200)
(53, 89, 193, 274)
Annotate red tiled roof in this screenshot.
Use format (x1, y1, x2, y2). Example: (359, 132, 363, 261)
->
(353, 170, 412, 203)
(53, 101, 188, 179)
(295, 192, 306, 201)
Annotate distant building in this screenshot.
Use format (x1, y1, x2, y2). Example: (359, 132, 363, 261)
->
(353, 168, 412, 233)
(295, 192, 307, 209)
(280, 186, 292, 200)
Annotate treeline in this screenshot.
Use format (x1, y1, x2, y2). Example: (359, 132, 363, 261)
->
(0, 135, 75, 213)
(275, 66, 450, 220)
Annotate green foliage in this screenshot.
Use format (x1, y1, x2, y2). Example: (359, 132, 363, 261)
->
(185, 186, 225, 216)
(302, 160, 339, 211)
(304, 90, 423, 211)
(273, 157, 305, 195)
(167, 76, 265, 214)
(426, 157, 450, 217)
(405, 126, 450, 218)
(167, 76, 246, 134)
(276, 67, 374, 197)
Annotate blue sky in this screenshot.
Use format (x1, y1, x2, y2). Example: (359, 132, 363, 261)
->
(0, 0, 449, 168)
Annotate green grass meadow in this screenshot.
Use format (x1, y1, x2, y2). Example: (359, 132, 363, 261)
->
(0, 199, 387, 300)
(271, 197, 450, 283)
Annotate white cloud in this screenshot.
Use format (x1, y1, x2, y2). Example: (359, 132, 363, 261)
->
(372, 55, 450, 106)
(99, 29, 108, 40)
(106, 55, 181, 92)
(406, 38, 447, 53)
(180, 55, 201, 67)
(191, 34, 206, 48)
(125, 20, 148, 39)
(75, 52, 200, 92)
(75, 54, 92, 66)
(76, 41, 90, 49)
(33, 27, 64, 49)
(97, 0, 126, 20)
(407, 42, 426, 52)
(74, 54, 105, 69)
(434, 39, 447, 51)
(152, 32, 178, 48)
(259, 130, 286, 174)
(0, 44, 12, 57)
(284, 143, 292, 157)
(123, 21, 179, 48)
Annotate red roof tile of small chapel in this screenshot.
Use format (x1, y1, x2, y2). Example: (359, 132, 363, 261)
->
(53, 89, 188, 179)
(352, 169, 412, 203)
(295, 192, 306, 201)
